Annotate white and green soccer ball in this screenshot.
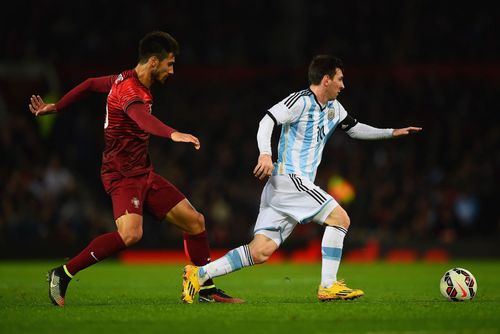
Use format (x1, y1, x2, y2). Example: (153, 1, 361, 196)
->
(440, 268, 477, 301)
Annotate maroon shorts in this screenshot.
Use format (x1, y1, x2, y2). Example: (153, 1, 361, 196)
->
(103, 172, 185, 220)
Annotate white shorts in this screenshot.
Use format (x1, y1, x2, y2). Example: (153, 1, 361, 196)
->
(254, 174, 338, 246)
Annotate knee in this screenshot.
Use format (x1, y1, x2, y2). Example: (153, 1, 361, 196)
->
(341, 212, 351, 229)
(326, 207, 351, 230)
(188, 212, 205, 234)
(196, 212, 205, 231)
(120, 227, 143, 246)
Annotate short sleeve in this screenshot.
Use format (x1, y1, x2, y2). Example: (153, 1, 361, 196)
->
(337, 100, 348, 121)
(268, 93, 307, 125)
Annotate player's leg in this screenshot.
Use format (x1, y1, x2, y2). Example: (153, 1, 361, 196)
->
(182, 204, 295, 303)
(279, 174, 363, 300)
(164, 200, 211, 281)
(145, 173, 242, 302)
(317, 205, 364, 300)
(47, 213, 139, 306)
(196, 234, 278, 284)
(163, 199, 209, 266)
(48, 176, 145, 306)
(64, 213, 141, 274)
(165, 199, 244, 302)
(181, 234, 276, 304)
(144, 174, 208, 270)
(320, 205, 349, 288)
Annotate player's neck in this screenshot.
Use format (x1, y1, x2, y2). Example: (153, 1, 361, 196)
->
(309, 85, 328, 106)
(134, 64, 153, 88)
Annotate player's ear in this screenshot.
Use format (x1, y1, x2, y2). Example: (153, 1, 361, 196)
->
(322, 74, 331, 86)
(150, 56, 159, 68)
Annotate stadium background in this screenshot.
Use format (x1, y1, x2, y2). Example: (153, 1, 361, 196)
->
(0, 1, 498, 261)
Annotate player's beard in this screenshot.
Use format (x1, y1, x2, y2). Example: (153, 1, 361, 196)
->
(152, 69, 168, 85)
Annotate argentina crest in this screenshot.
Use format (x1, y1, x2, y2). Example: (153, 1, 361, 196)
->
(328, 108, 335, 120)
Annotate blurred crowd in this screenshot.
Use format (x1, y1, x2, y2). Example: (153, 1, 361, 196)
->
(0, 1, 498, 257)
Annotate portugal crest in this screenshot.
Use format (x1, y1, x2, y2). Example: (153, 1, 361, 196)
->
(131, 197, 140, 209)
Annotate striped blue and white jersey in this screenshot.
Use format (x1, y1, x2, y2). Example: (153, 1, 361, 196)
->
(268, 88, 349, 182)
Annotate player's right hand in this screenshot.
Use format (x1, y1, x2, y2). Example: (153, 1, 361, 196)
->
(29, 95, 57, 116)
(171, 132, 201, 150)
(253, 154, 273, 180)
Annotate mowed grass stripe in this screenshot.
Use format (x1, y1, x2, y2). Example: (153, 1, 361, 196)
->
(0, 261, 499, 333)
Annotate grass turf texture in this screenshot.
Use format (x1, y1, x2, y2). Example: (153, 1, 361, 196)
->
(1, 261, 499, 334)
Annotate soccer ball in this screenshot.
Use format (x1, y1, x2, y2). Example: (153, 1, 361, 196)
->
(439, 268, 477, 301)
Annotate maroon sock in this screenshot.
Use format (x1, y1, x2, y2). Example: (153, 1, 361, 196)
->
(65, 231, 126, 276)
(183, 231, 214, 287)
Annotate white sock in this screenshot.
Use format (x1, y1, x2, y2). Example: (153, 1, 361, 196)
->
(198, 245, 254, 284)
(321, 225, 347, 288)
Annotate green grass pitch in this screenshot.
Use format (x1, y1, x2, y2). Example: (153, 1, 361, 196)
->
(1, 261, 499, 333)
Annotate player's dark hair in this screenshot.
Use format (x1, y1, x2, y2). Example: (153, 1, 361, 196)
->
(308, 55, 344, 85)
(138, 31, 179, 64)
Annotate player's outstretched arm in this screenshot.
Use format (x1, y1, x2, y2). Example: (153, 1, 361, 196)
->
(126, 102, 200, 150)
(344, 121, 422, 140)
(29, 95, 56, 116)
(29, 76, 116, 117)
(392, 127, 422, 137)
(171, 132, 200, 150)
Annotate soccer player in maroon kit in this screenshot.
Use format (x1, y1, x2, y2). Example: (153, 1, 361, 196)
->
(29, 31, 243, 305)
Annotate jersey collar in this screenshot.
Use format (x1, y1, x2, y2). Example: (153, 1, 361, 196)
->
(307, 88, 327, 111)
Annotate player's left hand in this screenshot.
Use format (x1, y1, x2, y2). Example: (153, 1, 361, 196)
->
(392, 127, 422, 137)
(171, 132, 201, 150)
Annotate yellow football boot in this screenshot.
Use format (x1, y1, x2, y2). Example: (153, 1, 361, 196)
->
(318, 280, 364, 301)
(181, 265, 201, 304)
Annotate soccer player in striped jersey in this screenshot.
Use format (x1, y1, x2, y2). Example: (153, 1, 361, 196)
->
(30, 31, 242, 305)
(182, 55, 422, 303)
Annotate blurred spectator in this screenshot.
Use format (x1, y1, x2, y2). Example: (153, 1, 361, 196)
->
(0, 1, 498, 256)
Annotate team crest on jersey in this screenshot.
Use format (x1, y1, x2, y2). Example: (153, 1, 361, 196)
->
(328, 109, 335, 120)
(131, 197, 140, 209)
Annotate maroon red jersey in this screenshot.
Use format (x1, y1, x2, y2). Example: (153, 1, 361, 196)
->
(102, 69, 154, 179)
